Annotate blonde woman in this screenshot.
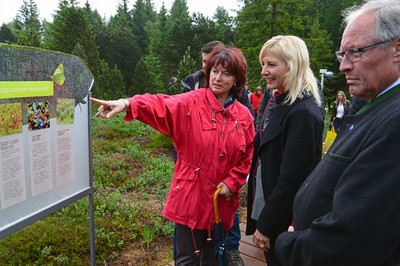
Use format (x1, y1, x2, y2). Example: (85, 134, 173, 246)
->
(330, 90, 351, 132)
(246, 35, 324, 266)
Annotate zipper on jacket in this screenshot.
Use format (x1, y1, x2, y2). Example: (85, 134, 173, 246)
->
(222, 113, 226, 139)
(234, 120, 241, 134)
(210, 103, 217, 129)
(209, 103, 229, 139)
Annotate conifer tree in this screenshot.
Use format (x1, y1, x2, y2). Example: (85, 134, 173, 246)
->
(147, 3, 171, 85)
(145, 3, 169, 92)
(190, 13, 222, 64)
(71, 42, 89, 66)
(44, 0, 100, 77)
(176, 46, 197, 94)
(163, 0, 193, 79)
(132, 0, 155, 53)
(131, 56, 153, 95)
(14, 0, 42, 47)
(107, 9, 142, 88)
(143, 53, 164, 93)
(213, 7, 234, 45)
(235, 0, 331, 88)
(0, 23, 17, 44)
(93, 60, 126, 99)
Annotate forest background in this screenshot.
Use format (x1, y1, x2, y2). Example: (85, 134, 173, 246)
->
(0, 0, 361, 264)
(0, 0, 363, 109)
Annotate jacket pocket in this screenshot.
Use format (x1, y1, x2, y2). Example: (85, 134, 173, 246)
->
(199, 107, 215, 131)
(294, 151, 351, 228)
(167, 163, 201, 223)
(175, 162, 197, 181)
(312, 152, 350, 200)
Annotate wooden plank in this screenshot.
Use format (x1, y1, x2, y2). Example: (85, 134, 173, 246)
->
(240, 233, 256, 246)
(239, 222, 258, 249)
(241, 253, 268, 266)
(239, 222, 267, 263)
(240, 222, 247, 232)
(239, 241, 266, 262)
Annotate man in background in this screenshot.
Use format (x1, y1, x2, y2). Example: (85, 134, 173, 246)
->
(250, 86, 263, 119)
(167, 77, 177, 95)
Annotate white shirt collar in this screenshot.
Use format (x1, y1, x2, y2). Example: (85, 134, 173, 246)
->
(376, 76, 400, 98)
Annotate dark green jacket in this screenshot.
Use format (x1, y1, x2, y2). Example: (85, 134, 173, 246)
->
(276, 85, 400, 266)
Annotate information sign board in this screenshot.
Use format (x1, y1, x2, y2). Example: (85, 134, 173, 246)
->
(0, 44, 94, 240)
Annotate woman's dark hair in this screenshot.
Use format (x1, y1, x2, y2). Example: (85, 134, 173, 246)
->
(204, 47, 247, 100)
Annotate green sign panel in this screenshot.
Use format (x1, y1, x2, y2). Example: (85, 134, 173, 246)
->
(0, 81, 54, 99)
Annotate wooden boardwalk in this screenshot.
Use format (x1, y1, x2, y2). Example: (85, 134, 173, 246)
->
(238, 222, 266, 265)
(168, 222, 266, 265)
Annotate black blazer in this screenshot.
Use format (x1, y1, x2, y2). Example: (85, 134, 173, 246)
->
(246, 93, 324, 245)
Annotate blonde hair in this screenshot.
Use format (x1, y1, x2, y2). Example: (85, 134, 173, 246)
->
(336, 90, 347, 105)
(259, 35, 321, 106)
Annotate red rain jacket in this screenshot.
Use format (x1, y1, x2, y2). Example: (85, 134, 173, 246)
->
(124, 88, 254, 231)
(250, 91, 263, 115)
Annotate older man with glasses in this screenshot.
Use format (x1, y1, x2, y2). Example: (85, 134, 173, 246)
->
(274, 0, 400, 265)
(335, 39, 395, 63)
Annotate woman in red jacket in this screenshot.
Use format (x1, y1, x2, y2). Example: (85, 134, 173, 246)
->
(91, 47, 254, 265)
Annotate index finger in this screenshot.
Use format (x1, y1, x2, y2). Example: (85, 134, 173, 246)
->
(90, 97, 107, 105)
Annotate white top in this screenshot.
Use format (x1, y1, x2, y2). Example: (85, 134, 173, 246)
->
(336, 102, 344, 118)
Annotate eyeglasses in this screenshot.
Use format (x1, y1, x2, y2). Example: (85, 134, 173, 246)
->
(335, 40, 392, 63)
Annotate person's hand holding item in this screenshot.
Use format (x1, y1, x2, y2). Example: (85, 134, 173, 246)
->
(217, 182, 233, 198)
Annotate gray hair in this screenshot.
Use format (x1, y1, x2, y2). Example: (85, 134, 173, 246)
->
(343, 0, 400, 46)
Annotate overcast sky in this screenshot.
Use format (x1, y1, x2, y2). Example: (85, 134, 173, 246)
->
(0, 0, 242, 25)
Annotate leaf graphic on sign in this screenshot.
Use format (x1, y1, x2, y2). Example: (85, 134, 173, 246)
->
(51, 64, 65, 86)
